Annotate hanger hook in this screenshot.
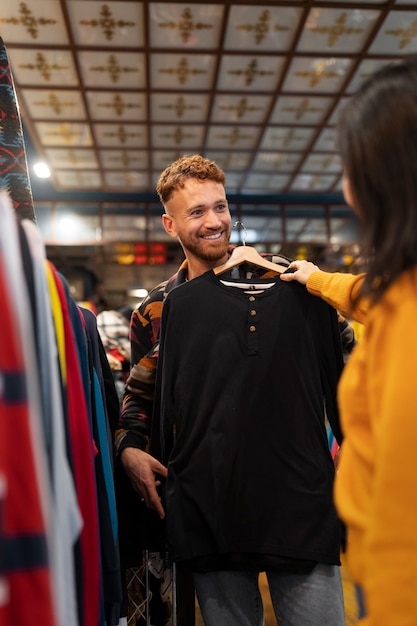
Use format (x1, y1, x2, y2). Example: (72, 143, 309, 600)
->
(233, 220, 247, 246)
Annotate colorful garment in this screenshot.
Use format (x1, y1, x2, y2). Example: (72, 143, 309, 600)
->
(0, 37, 35, 222)
(0, 194, 55, 625)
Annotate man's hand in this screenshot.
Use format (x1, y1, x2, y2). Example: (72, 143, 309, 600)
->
(121, 447, 168, 519)
(280, 260, 320, 285)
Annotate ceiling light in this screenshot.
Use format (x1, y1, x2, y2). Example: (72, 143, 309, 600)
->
(127, 288, 148, 298)
(33, 161, 51, 178)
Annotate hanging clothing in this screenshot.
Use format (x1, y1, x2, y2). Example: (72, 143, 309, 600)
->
(0, 37, 35, 222)
(155, 270, 344, 570)
(0, 31, 123, 622)
(47, 262, 102, 626)
(79, 306, 123, 626)
(23, 220, 82, 626)
(0, 193, 56, 625)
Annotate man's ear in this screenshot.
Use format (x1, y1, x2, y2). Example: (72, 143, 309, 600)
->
(162, 213, 177, 238)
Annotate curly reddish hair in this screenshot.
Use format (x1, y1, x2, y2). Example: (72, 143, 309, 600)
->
(156, 154, 226, 205)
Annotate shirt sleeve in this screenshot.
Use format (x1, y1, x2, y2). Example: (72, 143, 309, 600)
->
(114, 296, 163, 454)
(307, 271, 368, 324)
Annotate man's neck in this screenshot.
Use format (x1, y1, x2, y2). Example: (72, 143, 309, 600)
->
(186, 260, 214, 281)
(186, 252, 229, 281)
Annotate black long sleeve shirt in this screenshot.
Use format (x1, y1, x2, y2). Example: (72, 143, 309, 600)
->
(154, 270, 344, 570)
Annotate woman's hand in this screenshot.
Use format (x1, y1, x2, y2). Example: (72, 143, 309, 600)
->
(280, 259, 321, 285)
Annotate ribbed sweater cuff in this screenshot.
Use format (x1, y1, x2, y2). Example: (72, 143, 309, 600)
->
(306, 271, 325, 296)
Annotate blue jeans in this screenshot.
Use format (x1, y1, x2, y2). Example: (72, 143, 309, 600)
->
(193, 563, 345, 626)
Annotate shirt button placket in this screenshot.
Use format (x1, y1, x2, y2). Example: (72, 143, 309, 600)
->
(247, 295, 258, 355)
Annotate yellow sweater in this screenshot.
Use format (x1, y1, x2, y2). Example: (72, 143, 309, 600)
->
(307, 268, 417, 626)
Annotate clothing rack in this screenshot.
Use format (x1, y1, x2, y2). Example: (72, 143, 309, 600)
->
(0, 192, 124, 626)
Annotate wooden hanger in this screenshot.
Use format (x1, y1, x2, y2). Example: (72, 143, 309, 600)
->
(213, 244, 285, 275)
(213, 222, 285, 276)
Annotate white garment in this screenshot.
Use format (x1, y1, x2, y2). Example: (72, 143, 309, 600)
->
(23, 218, 82, 626)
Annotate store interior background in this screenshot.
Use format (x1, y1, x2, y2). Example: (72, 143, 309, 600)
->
(3, 0, 414, 311)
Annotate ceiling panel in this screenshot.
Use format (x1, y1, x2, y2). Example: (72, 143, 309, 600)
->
(3, 0, 416, 199)
(0, 0, 416, 278)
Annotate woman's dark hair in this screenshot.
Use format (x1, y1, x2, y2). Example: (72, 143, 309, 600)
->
(336, 56, 417, 304)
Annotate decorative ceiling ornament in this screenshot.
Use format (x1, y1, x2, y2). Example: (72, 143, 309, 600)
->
(235, 9, 290, 46)
(385, 20, 417, 50)
(89, 54, 139, 84)
(158, 7, 213, 44)
(158, 56, 207, 86)
(0, 2, 57, 40)
(227, 58, 275, 87)
(79, 3, 136, 41)
(306, 11, 364, 47)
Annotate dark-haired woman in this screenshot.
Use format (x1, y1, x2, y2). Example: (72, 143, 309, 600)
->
(281, 57, 417, 626)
